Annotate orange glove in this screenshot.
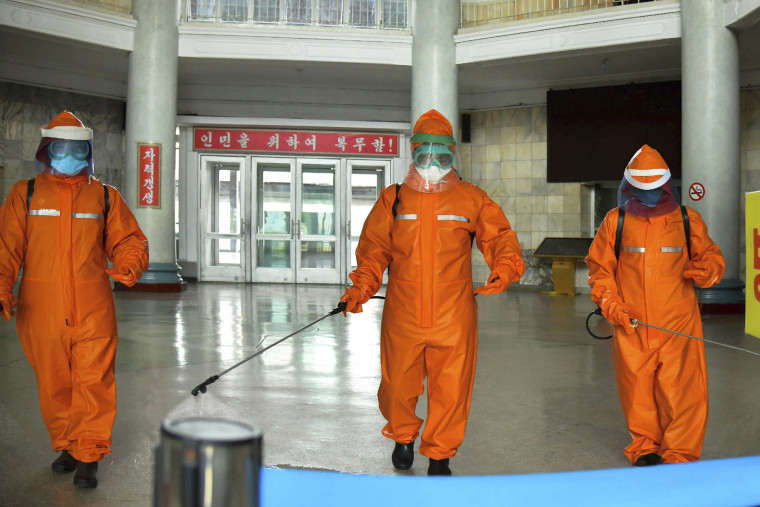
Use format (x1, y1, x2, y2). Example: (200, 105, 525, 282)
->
(602, 300, 637, 335)
(339, 286, 367, 316)
(474, 266, 514, 296)
(0, 292, 18, 322)
(683, 260, 721, 288)
(106, 263, 142, 287)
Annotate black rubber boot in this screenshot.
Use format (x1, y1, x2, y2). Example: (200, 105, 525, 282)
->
(427, 458, 451, 476)
(51, 450, 78, 473)
(633, 452, 663, 467)
(73, 461, 99, 489)
(391, 442, 414, 470)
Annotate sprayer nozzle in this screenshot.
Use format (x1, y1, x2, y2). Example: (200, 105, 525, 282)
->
(330, 301, 348, 315)
(190, 375, 219, 396)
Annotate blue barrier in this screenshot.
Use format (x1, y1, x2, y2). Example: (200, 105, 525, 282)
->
(261, 455, 760, 507)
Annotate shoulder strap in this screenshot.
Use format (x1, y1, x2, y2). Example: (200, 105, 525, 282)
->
(26, 178, 35, 212)
(614, 208, 625, 260)
(103, 183, 110, 221)
(681, 205, 691, 259)
(392, 183, 400, 217)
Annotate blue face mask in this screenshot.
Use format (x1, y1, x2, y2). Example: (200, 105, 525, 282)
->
(629, 187, 664, 207)
(48, 140, 90, 176)
(50, 156, 88, 176)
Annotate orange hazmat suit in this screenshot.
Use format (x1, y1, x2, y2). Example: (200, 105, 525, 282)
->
(342, 110, 525, 460)
(586, 145, 724, 464)
(0, 111, 149, 463)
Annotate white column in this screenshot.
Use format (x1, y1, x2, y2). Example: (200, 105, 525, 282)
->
(681, 0, 743, 306)
(125, 0, 182, 287)
(411, 0, 459, 135)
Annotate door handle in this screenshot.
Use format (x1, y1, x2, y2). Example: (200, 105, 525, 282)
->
(290, 219, 295, 239)
(296, 220, 302, 239)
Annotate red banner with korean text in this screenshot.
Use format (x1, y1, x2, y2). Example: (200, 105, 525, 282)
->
(193, 128, 399, 157)
(138, 143, 160, 208)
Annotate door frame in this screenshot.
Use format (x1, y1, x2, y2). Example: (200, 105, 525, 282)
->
(251, 156, 297, 283)
(344, 159, 391, 285)
(197, 153, 394, 284)
(294, 157, 343, 284)
(198, 155, 247, 282)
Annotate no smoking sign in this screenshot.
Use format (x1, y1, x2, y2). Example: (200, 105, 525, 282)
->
(689, 182, 706, 201)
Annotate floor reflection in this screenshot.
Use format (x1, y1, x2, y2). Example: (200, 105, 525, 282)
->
(0, 282, 757, 507)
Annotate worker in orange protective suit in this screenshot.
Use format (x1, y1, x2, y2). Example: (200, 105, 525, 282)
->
(586, 145, 724, 466)
(341, 109, 525, 476)
(0, 110, 149, 489)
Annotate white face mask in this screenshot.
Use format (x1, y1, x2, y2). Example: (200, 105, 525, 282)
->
(415, 165, 451, 184)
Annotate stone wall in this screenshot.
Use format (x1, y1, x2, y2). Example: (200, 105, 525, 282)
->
(458, 106, 589, 289)
(0, 82, 127, 200)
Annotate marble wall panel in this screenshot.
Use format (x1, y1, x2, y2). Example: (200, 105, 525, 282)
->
(1, 82, 126, 198)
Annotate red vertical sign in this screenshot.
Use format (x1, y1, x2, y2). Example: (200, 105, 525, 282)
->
(138, 143, 160, 208)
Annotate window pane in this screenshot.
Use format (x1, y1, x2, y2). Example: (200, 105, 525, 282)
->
(350, 171, 381, 236)
(189, 0, 216, 20)
(300, 241, 336, 268)
(257, 239, 291, 268)
(381, 0, 406, 28)
(222, 0, 248, 21)
(286, 0, 312, 24)
(253, 0, 279, 22)
(257, 165, 291, 235)
(318, 0, 342, 25)
(301, 166, 335, 236)
(213, 237, 241, 265)
(348, 0, 375, 26)
(214, 166, 240, 235)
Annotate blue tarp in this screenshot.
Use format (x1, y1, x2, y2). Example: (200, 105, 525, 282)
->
(261, 455, 760, 507)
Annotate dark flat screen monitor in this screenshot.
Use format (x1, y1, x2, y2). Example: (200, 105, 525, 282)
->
(547, 81, 681, 183)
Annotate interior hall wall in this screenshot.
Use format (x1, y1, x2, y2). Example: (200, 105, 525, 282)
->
(462, 89, 759, 290)
(459, 105, 590, 289)
(0, 81, 126, 201)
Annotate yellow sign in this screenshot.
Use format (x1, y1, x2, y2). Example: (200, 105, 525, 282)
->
(747, 191, 760, 338)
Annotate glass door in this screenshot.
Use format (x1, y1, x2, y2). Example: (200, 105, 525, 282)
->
(346, 160, 389, 283)
(252, 157, 342, 284)
(200, 156, 246, 282)
(253, 158, 296, 283)
(296, 159, 341, 283)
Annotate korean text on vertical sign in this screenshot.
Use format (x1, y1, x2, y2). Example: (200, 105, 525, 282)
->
(747, 191, 760, 338)
(138, 143, 161, 208)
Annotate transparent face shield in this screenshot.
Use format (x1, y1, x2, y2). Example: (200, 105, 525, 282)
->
(617, 177, 681, 218)
(404, 142, 461, 193)
(36, 138, 94, 176)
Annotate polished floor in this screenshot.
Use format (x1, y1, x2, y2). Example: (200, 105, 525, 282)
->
(0, 282, 759, 506)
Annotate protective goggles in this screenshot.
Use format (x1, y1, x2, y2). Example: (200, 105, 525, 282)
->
(48, 140, 90, 161)
(413, 143, 454, 170)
